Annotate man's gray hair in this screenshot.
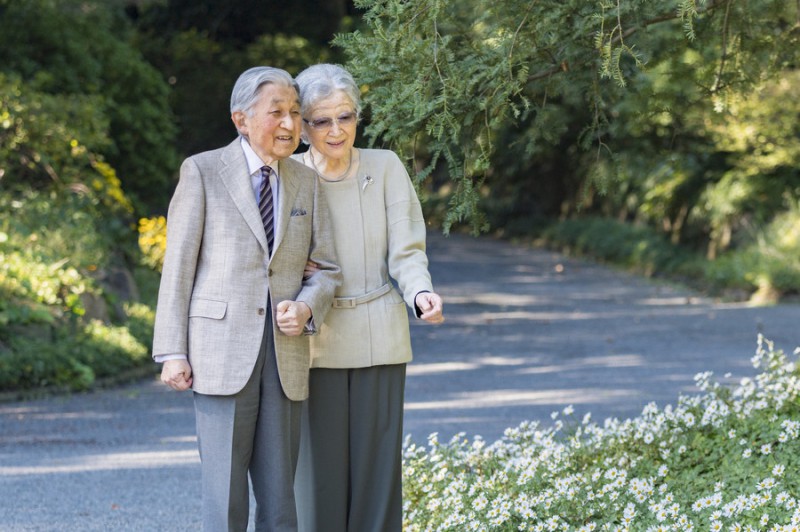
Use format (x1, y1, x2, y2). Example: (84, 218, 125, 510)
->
(294, 64, 362, 119)
(230, 66, 299, 116)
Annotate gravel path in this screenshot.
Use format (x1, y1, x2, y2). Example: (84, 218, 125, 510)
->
(2, 232, 798, 530)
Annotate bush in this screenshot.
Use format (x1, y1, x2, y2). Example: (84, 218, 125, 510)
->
(539, 216, 800, 301)
(707, 206, 800, 301)
(0, 0, 179, 213)
(539, 217, 703, 279)
(0, 318, 150, 393)
(138, 216, 167, 272)
(403, 336, 800, 530)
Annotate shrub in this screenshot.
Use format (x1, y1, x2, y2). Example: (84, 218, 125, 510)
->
(0, 319, 151, 393)
(402, 336, 800, 530)
(138, 216, 167, 272)
(539, 216, 800, 301)
(539, 217, 702, 279)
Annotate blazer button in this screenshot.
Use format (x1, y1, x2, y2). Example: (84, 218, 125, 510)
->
(268, 268, 273, 277)
(257, 308, 265, 316)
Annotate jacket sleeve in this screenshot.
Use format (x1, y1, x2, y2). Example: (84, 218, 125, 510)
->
(383, 151, 434, 309)
(152, 157, 206, 358)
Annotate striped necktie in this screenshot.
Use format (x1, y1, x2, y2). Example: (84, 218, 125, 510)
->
(258, 165, 275, 254)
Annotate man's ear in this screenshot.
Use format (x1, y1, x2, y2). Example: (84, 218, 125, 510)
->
(231, 111, 247, 136)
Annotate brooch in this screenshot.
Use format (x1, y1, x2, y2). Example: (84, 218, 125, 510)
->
(362, 175, 374, 191)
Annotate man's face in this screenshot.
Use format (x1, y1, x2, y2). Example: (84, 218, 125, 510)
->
(233, 83, 301, 165)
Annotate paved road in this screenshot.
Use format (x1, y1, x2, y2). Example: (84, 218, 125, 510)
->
(1, 232, 799, 531)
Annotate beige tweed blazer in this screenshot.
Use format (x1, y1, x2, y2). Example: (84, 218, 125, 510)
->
(153, 139, 341, 400)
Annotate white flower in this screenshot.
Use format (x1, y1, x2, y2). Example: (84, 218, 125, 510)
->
(472, 495, 488, 511)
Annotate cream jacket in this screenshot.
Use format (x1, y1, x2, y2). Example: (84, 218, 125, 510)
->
(292, 148, 433, 368)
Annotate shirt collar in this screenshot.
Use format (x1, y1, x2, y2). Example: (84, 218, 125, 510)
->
(239, 137, 275, 176)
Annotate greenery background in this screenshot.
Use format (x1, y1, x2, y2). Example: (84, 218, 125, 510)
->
(0, 0, 797, 395)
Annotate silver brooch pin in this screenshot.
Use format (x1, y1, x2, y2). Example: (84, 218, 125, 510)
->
(362, 175, 374, 191)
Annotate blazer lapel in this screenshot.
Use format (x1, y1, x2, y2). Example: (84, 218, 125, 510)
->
(274, 158, 300, 254)
(219, 139, 270, 255)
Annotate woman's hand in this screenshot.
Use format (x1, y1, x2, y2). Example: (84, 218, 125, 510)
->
(415, 292, 444, 324)
(303, 260, 320, 280)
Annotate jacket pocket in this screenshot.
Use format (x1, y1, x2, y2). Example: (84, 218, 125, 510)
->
(188, 298, 227, 319)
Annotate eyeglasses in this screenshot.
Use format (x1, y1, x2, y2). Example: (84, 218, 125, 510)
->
(303, 112, 358, 131)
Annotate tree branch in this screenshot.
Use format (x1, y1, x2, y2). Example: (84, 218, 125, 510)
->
(526, 0, 734, 84)
(712, 0, 734, 92)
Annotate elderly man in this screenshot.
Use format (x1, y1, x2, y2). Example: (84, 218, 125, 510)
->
(152, 66, 341, 531)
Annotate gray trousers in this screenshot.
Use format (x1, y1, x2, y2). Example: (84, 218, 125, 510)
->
(295, 364, 406, 532)
(194, 311, 301, 532)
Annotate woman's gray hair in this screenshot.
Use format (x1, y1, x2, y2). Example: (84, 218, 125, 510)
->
(230, 66, 299, 117)
(294, 64, 362, 119)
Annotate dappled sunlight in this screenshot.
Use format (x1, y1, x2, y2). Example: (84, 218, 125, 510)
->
(408, 356, 528, 376)
(0, 406, 42, 416)
(638, 296, 706, 306)
(518, 354, 646, 375)
(407, 361, 481, 376)
(405, 387, 637, 411)
(444, 293, 542, 306)
(446, 310, 596, 325)
(28, 411, 115, 421)
(0, 449, 199, 476)
(160, 435, 197, 444)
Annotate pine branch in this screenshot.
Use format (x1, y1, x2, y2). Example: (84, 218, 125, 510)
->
(525, 0, 734, 84)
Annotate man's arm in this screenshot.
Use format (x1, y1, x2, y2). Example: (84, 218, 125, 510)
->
(152, 157, 205, 377)
(286, 178, 341, 332)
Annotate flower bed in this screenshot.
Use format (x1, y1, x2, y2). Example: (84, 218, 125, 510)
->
(403, 336, 800, 531)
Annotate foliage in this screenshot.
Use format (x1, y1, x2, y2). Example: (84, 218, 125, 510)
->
(402, 336, 800, 530)
(538, 215, 800, 301)
(0, 317, 151, 393)
(336, 0, 800, 252)
(0, 0, 179, 213)
(133, 0, 346, 157)
(138, 216, 168, 273)
(0, 204, 155, 394)
(0, 70, 157, 395)
(539, 217, 703, 279)
(707, 204, 800, 302)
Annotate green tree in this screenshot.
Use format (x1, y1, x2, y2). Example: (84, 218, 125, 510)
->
(0, 0, 179, 213)
(132, 0, 355, 156)
(336, 0, 800, 236)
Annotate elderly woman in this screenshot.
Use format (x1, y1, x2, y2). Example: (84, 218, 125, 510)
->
(291, 63, 444, 531)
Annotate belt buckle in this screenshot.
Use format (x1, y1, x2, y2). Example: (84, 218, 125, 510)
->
(335, 298, 356, 309)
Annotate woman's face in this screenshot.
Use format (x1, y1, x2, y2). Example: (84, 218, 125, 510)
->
(303, 90, 357, 161)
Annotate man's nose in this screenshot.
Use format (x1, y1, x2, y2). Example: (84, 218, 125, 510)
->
(281, 112, 297, 129)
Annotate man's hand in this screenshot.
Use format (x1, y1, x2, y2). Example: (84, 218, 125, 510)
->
(161, 359, 193, 391)
(415, 292, 445, 324)
(276, 300, 312, 336)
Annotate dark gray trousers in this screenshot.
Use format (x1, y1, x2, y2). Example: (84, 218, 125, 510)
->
(194, 311, 301, 532)
(295, 364, 406, 532)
